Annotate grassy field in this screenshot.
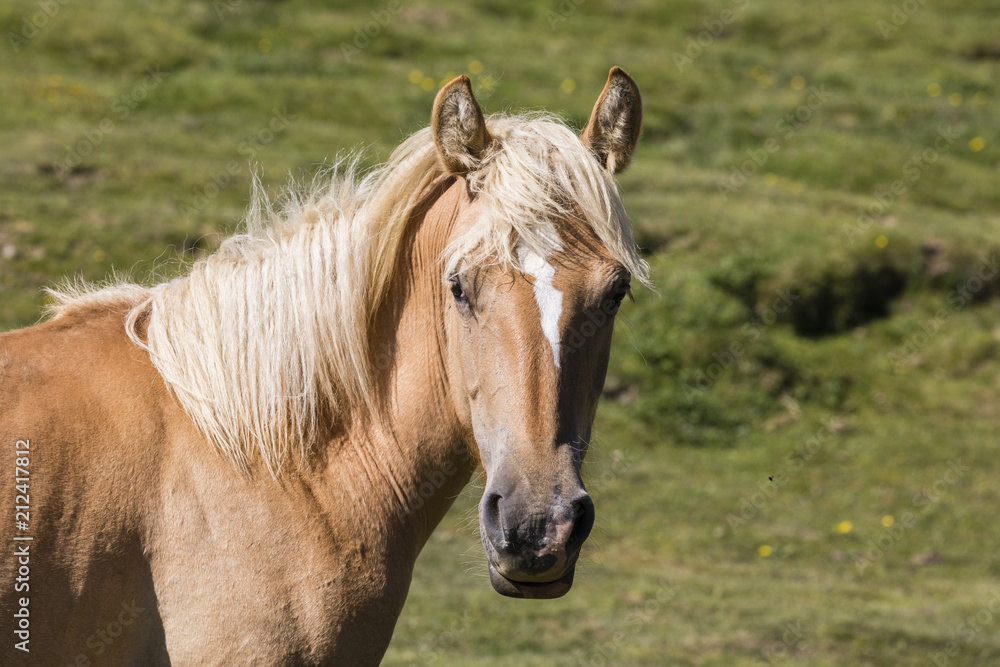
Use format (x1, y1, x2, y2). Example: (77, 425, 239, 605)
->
(3, 0, 1000, 664)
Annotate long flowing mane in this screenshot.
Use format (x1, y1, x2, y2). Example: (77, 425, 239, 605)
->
(47, 113, 650, 476)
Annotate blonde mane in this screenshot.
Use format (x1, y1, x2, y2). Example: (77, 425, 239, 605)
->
(47, 113, 650, 476)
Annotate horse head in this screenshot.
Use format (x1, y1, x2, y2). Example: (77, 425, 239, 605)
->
(432, 68, 645, 598)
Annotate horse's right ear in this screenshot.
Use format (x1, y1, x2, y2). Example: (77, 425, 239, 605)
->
(580, 67, 643, 174)
(432, 75, 492, 175)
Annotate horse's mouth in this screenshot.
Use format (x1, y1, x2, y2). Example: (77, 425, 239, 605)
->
(488, 562, 575, 599)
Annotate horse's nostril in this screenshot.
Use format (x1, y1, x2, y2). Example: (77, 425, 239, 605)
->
(568, 494, 595, 547)
(481, 492, 508, 547)
(535, 494, 594, 557)
(486, 492, 502, 515)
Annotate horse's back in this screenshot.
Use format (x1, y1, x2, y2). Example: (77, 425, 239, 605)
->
(0, 305, 171, 665)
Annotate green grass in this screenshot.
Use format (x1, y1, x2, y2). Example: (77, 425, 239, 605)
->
(3, 0, 1000, 664)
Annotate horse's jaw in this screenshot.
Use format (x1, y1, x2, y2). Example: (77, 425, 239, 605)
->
(487, 563, 576, 599)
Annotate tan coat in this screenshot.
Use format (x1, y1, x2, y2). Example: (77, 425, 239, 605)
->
(0, 68, 644, 665)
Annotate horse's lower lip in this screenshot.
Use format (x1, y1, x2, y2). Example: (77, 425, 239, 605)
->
(488, 563, 575, 599)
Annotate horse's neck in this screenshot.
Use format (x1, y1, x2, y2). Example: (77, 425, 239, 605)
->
(323, 178, 475, 548)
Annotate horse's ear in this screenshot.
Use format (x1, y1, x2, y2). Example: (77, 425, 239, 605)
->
(432, 75, 492, 175)
(580, 67, 643, 174)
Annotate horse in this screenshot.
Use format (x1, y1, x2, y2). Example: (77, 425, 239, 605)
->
(0, 66, 648, 665)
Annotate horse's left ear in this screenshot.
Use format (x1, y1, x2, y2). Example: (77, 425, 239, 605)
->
(432, 75, 493, 175)
(580, 67, 643, 174)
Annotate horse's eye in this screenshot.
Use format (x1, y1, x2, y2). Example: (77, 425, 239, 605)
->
(449, 276, 468, 303)
(607, 278, 632, 313)
(614, 280, 631, 303)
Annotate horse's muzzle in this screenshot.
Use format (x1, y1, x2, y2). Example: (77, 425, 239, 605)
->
(487, 561, 576, 599)
(480, 489, 595, 599)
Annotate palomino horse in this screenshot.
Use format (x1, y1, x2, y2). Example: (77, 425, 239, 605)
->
(0, 67, 648, 665)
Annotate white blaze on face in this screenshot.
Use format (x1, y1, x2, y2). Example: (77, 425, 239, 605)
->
(517, 244, 563, 370)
